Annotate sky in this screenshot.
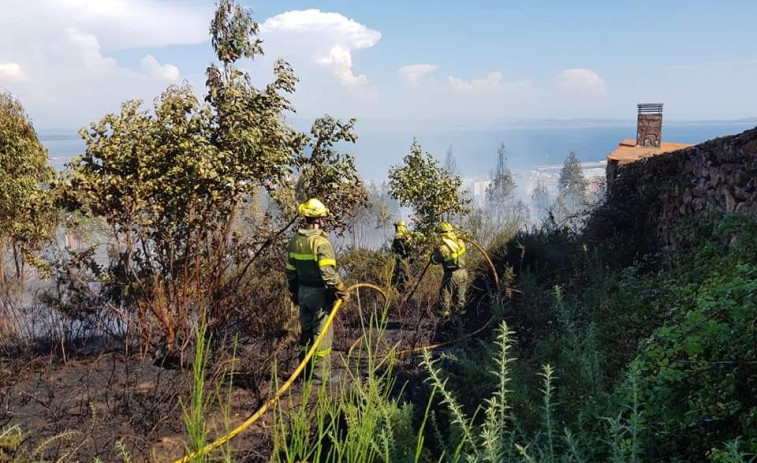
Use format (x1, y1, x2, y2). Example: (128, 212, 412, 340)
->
(1, 0, 756, 131)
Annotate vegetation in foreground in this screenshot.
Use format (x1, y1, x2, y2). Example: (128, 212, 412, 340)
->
(0, 0, 754, 462)
(256, 213, 756, 463)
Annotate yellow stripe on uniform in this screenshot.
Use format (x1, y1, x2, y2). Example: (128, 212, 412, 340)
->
(318, 258, 336, 267)
(285, 263, 296, 271)
(289, 252, 318, 261)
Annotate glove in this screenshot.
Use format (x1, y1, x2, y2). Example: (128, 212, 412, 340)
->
(335, 282, 351, 302)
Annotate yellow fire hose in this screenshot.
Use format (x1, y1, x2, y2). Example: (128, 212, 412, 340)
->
(172, 283, 387, 463)
(173, 239, 498, 462)
(461, 237, 500, 289)
(348, 238, 501, 359)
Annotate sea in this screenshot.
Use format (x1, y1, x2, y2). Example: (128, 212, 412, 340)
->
(40, 121, 756, 179)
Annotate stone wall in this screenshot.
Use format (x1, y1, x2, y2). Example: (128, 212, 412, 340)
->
(602, 125, 757, 248)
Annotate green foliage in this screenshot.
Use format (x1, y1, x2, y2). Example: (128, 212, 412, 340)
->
(531, 179, 552, 224)
(558, 152, 587, 202)
(420, 322, 645, 462)
(707, 438, 757, 463)
(557, 151, 588, 218)
(444, 145, 459, 177)
(210, 0, 262, 63)
(483, 143, 529, 239)
(0, 424, 84, 463)
(0, 91, 55, 278)
(181, 313, 212, 461)
(57, 0, 365, 351)
(206, 13, 304, 194)
(496, 213, 757, 461)
(388, 140, 470, 235)
(68, 86, 221, 252)
(271, 295, 420, 463)
(485, 143, 516, 208)
(629, 216, 757, 459)
(296, 116, 368, 233)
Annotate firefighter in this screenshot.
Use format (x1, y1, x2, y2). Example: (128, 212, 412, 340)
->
(430, 222, 468, 317)
(285, 198, 349, 381)
(390, 220, 411, 292)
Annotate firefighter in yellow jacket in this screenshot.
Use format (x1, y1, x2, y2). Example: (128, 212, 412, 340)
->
(285, 198, 349, 380)
(390, 220, 412, 292)
(430, 222, 468, 317)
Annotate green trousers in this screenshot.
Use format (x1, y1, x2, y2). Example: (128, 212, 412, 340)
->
(440, 268, 468, 316)
(298, 285, 334, 378)
(391, 258, 409, 292)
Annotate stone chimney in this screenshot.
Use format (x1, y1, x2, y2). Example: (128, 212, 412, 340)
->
(636, 103, 663, 148)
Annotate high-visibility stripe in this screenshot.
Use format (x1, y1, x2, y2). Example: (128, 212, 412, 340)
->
(289, 252, 317, 261)
(318, 258, 336, 267)
(289, 253, 336, 268)
(285, 263, 296, 271)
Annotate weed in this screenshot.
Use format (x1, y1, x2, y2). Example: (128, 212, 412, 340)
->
(180, 312, 211, 461)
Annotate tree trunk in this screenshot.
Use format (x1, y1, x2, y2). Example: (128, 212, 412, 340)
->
(0, 241, 5, 284)
(12, 244, 21, 280)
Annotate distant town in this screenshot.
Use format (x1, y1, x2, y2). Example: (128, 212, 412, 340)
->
(463, 160, 606, 206)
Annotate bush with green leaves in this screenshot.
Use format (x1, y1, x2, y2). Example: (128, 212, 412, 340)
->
(493, 213, 757, 461)
(295, 116, 368, 234)
(388, 140, 470, 236)
(629, 214, 757, 460)
(0, 91, 55, 281)
(58, 0, 365, 352)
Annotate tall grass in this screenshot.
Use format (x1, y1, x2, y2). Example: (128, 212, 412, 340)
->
(270, 286, 423, 463)
(181, 312, 211, 461)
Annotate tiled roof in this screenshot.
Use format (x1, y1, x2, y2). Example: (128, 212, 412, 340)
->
(608, 139, 693, 164)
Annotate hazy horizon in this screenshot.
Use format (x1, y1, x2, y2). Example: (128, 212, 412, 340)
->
(41, 118, 756, 182)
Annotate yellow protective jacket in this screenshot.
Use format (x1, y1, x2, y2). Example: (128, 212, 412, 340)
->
(285, 228, 342, 292)
(431, 233, 467, 272)
(391, 229, 411, 260)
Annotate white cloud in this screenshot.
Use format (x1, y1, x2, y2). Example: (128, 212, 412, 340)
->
(0, 0, 209, 127)
(261, 9, 381, 48)
(260, 10, 381, 95)
(65, 29, 119, 74)
(46, 0, 211, 50)
(556, 68, 606, 96)
(318, 45, 368, 88)
(140, 55, 181, 83)
(0, 62, 26, 82)
(398, 64, 437, 87)
(448, 71, 505, 92)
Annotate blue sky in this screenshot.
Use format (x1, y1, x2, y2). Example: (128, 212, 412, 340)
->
(1, 0, 755, 130)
